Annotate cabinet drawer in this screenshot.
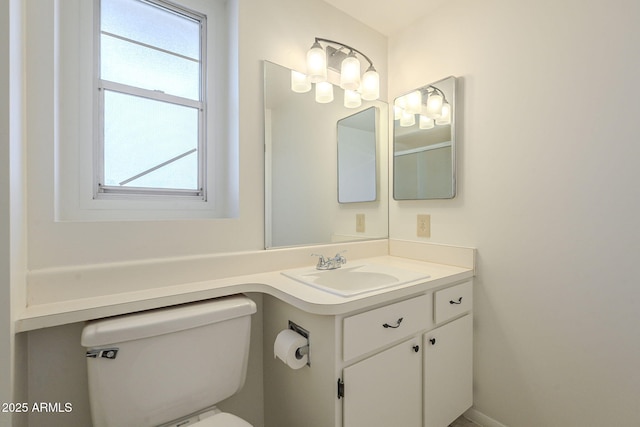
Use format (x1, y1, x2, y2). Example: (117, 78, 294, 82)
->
(343, 294, 432, 361)
(434, 281, 472, 324)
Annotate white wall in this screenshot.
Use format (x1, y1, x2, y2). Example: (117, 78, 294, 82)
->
(389, 0, 640, 425)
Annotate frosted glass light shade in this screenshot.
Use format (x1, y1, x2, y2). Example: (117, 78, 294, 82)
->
(405, 91, 422, 115)
(400, 110, 416, 127)
(307, 42, 327, 83)
(426, 91, 444, 118)
(393, 97, 406, 120)
(315, 81, 334, 103)
(393, 105, 402, 120)
(344, 90, 362, 108)
(340, 52, 361, 90)
(291, 70, 311, 93)
(361, 67, 379, 101)
(419, 115, 435, 129)
(435, 102, 451, 125)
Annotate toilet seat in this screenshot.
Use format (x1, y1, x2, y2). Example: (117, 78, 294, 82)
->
(192, 412, 252, 427)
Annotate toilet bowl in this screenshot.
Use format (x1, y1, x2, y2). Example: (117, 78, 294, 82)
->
(81, 295, 257, 427)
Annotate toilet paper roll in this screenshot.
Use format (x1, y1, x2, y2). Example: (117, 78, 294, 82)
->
(274, 329, 308, 370)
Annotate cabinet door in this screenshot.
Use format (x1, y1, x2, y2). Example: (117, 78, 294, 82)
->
(343, 337, 422, 427)
(423, 314, 473, 427)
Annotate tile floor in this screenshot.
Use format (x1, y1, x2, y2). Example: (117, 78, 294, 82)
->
(449, 415, 481, 427)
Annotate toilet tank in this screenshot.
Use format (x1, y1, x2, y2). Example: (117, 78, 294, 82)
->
(81, 295, 257, 427)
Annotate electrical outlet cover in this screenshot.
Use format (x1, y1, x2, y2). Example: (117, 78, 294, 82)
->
(417, 214, 430, 237)
(356, 213, 365, 233)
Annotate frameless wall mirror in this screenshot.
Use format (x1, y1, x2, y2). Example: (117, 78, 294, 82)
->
(393, 76, 456, 200)
(264, 61, 388, 249)
(338, 107, 378, 203)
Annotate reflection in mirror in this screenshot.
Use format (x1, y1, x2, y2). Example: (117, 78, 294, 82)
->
(393, 76, 456, 200)
(338, 107, 378, 203)
(264, 61, 388, 249)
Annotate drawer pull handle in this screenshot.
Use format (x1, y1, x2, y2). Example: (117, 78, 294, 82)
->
(429, 338, 436, 345)
(450, 297, 463, 305)
(383, 317, 403, 329)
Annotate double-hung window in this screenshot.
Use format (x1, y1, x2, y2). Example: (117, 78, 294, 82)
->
(96, 0, 206, 199)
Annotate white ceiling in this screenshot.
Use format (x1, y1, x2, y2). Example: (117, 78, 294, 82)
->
(322, 0, 448, 36)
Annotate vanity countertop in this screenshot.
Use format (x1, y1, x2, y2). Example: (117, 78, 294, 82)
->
(15, 253, 473, 333)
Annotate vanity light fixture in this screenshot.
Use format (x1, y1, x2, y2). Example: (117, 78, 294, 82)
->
(315, 81, 334, 103)
(394, 97, 405, 120)
(425, 90, 444, 118)
(419, 115, 435, 129)
(400, 110, 416, 127)
(307, 40, 327, 83)
(344, 89, 362, 108)
(291, 70, 311, 93)
(340, 51, 361, 91)
(435, 102, 452, 125)
(405, 91, 422, 115)
(290, 37, 380, 108)
(396, 86, 451, 128)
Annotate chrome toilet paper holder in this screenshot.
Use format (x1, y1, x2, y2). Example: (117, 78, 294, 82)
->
(288, 320, 310, 366)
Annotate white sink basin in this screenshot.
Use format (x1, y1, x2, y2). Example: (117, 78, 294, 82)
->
(281, 263, 430, 297)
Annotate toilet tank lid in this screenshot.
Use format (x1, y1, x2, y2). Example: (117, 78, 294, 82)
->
(81, 295, 256, 348)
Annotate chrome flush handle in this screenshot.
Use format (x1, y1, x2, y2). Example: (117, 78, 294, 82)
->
(86, 347, 119, 360)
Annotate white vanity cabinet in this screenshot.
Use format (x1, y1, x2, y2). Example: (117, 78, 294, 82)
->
(262, 279, 473, 427)
(341, 294, 431, 427)
(343, 337, 423, 427)
(423, 314, 473, 427)
(424, 281, 473, 427)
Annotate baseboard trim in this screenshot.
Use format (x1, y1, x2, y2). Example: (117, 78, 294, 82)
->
(464, 407, 509, 427)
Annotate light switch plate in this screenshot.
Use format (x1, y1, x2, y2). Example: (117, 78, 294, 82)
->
(356, 214, 365, 233)
(417, 214, 430, 238)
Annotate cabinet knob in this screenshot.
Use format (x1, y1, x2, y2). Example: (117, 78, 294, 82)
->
(412, 345, 420, 353)
(449, 297, 463, 305)
(429, 338, 436, 345)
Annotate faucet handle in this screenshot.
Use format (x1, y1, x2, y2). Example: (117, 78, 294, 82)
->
(330, 251, 347, 268)
(311, 253, 327, 268)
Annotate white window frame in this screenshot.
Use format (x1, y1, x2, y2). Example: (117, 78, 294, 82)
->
(54, 0, 238, 221)
(94, 0, 207, 200)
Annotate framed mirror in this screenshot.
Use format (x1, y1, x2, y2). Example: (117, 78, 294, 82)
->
(393, 76, 456, 200)
(264, 61, 388, 249)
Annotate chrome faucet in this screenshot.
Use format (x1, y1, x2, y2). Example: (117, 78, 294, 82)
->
(312, 251, 347, 270)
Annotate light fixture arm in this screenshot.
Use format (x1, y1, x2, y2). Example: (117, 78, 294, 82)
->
(426, 86, 447, 103)
(314, 37, 376, 71)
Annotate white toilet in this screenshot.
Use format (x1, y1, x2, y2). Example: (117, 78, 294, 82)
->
(81, 295, 257, 427)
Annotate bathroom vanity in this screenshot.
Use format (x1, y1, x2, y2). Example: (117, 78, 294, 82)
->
(264, 274, 472, 427)
(17, 240, 474, 427)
